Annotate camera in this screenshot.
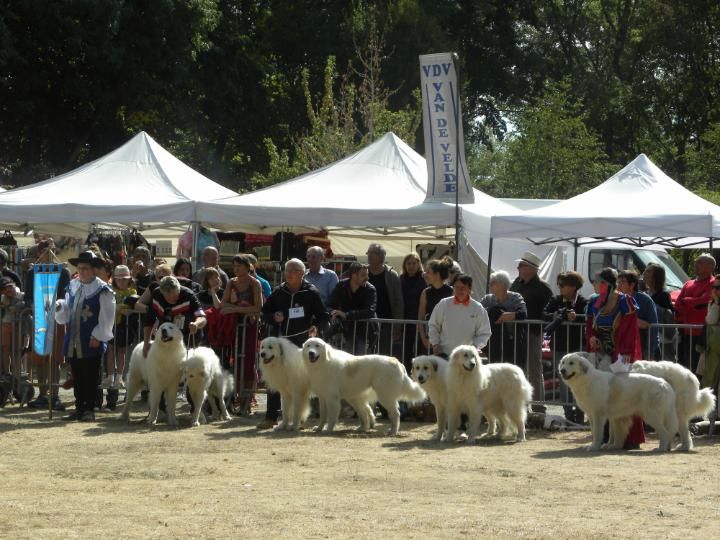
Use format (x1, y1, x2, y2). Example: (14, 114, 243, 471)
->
(544, 308, 569, 334)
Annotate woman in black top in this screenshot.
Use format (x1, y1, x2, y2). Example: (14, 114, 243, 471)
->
(197, 267, 224, 310)
(417, 257, 454, 353)
(542, 270, 588, 423)
(400, 252, 426, 368)
(643, 263, 675, 360)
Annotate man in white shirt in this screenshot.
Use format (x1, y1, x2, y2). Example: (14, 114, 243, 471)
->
(429, 274, 491, 357)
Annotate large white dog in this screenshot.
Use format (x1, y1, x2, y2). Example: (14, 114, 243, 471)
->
(446, 345, 533, 443)
(259, 337, 313, 431)
(185, 347, 234, 427)
(119, 322, 186, 426)
(559, 353, 678, 451)
(630, 360, 716, 451)
(302, 337, 426, 435)
(411, 355, 450, 441)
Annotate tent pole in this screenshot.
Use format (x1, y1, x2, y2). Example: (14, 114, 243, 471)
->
(486, 237, 494, 293)
(573, 239, 578, 270)
(453, 51, 461, 260)
(191, 221, 200, 272)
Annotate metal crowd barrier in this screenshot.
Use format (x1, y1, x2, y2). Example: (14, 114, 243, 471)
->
(2, 306, 717, 424)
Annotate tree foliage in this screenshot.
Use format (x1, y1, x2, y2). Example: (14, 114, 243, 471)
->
(473, 83, 614, 198)
(0, 0, 719, 204)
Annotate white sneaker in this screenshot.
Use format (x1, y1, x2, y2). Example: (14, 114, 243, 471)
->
(113, 374, 125, 389)
(101, 375, 113, 389)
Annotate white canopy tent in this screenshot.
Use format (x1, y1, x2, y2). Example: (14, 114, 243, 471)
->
(198, 132, 529, 293)
(199, 132, 460, 231)
(490, 154, 720, 248)
(0, 131, 237, 237)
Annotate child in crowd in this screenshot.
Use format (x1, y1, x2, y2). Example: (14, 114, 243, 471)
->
(102, 265, 136, 389)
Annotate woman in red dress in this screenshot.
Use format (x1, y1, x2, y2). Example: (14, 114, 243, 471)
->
(221, 255, 263, 401)
(586, 267, 644, 449)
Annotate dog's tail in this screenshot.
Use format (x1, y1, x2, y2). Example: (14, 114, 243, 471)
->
(222, 370, 235, 397)
(519, 370, 534, 403)
(400, 374, 426, 403)
(691, 387, 717, 419)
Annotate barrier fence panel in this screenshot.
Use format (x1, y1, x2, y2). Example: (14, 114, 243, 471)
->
(1, 306, 715, 422)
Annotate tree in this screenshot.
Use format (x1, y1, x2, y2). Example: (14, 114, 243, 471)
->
(251, 5, 421, 189)
(473, 84, 614, 199)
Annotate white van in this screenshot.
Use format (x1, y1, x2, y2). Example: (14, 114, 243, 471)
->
(541, 242, 689, 299)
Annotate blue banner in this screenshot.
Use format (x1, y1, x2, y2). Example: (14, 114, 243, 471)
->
(33, 264, 62, 356)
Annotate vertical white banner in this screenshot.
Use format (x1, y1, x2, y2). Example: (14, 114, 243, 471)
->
(419, 53, 473, 203)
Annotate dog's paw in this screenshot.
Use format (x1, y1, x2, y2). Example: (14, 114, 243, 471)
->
(312, 425, 324, 433)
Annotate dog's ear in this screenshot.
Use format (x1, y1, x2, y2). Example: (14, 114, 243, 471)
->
(277, 339, 285, 357)
(581, 359, 589, 374)
(431, 359, 439, 372)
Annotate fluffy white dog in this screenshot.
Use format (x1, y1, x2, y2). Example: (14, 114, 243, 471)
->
(411, 355, 450, 441)
(630, 360, 716, 450)
(559, 353, 678, 451)
(302, 337, 426, 435)
(185, 346, 234, 427)
(119, 322, 186, 426)
(259, 337, 313, 431)
(446, 345, 533, 443)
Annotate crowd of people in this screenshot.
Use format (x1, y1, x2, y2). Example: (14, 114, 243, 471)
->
(1, 239, 718, 447)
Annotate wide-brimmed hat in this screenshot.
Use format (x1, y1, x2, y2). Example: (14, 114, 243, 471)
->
(515, 251, 542, 269)
(113, 265, 131, 279)
(68, 251, 104, 268)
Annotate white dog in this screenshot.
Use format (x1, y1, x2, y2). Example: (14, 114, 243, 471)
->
(411, 355, 450, 441)
(302, 337, 426, 435)
(259, 337, 313, 431)
(559, 353, 678, 451)
(119, 322, 186, 426)
(185, 347, 234, 427)
(446, 345, 533, 443)
(631, 360, 716, 450)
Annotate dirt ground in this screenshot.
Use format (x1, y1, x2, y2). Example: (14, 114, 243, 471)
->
(0, 396, 718, 540)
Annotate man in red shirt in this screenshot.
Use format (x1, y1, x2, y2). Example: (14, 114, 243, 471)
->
(675, 253, 716, 371)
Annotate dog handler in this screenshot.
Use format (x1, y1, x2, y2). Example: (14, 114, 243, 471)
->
(259, 258, 328, 429)
(586, 267, 644, 449)
(428, 274, 492, 357)
(55, 251, 115, 422)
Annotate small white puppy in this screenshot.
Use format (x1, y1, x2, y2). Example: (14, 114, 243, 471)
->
(119, 322, 186, 426)
(446, 345, 532, 443)
(631, 360, 716, 450)
(259, 337, 313, 431)
(411, 355, 450, 441)
(559, 353, 678, 451)
(185, 347, 234, 427)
